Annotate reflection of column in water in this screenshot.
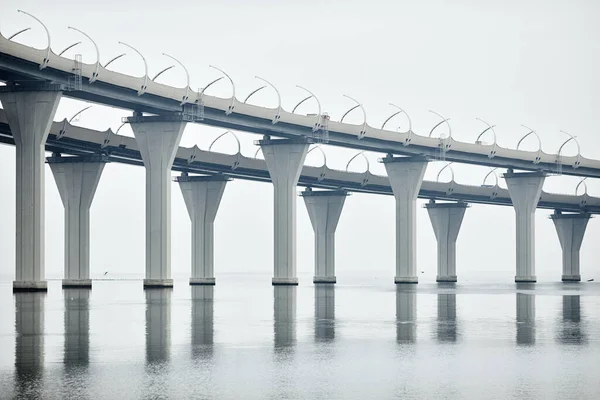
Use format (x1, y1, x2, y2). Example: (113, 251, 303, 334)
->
(396, 285, 417, 343)
(314, 284, 335, 340)
(559, 295, 584, 344)
(516, 288, 535, 345)
(437, 292, 457, 343)
(63, 289, 90, 366)
(274, 286, 296, 348)
(191, 286, 214, 358)
(145, 289, 171, 363)
(15, 292, 45, 397)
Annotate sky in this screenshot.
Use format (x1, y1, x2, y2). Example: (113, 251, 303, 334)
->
(0, 0, 599, 282)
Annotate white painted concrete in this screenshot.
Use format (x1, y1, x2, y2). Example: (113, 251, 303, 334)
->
(302, 190, 347, 284)
(177, 176, 228, 285)
(260, 138, 309, 285)
(49, 156, 106, 288)
(130, 117, 186, 288)
(0, 90, 61, 291)
(551, 212, 591, 282)
(382, 156, 428, 283)
(425, 202, 468, 282)
(15, 293, 44, 372)
(504, 172, 546, 282)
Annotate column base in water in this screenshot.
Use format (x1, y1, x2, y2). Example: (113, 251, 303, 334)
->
(436, 275, 457, 283)
(62, 279, 92, 288)
(515, 276, 537, 283)
(144, 279, 174, 289)
(13, 281, 48, 292)
(562, 275, 581, 282)
(313, 277, 336, 284)
(272, 277, 299, 286)
(395, 277, 418, 284)
(190, 278, 216, 286)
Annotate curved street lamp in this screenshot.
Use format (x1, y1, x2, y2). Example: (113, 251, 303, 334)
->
(209, 65, 236, 114)
(345, 151, 370, 173)
(428, 110, 452, 139)
(295, 85, 323, 132)
(68, 27, 100, 82)
(158, 53, 191, 105)
(341, 94, 367, 139)
(557, 130, 582, 169)
(517, 125, 543, 164)
(8, 27, 31, 41)
(256, 76, 282, 124)
(118, 42, 148, 95)
(482, 167, 500, 187)
(208, 130, 242, 154)
(475, 117, 498, 158)
(436, 162, 455, 183)
(104, 53, 126, 69)
(382, 103, 413, 146)
(17, 10, 51, 69)
(58, 105, 92, 140)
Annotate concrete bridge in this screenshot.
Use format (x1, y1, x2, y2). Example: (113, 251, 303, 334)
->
(0, 13, 597, 291)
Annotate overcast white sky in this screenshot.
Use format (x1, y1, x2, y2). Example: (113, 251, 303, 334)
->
(1, 0, 599, 282)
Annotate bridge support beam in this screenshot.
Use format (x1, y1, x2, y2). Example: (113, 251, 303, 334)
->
(504, 171, 546, 283)
(48, 155, 108, 289)
(258, 138, 309, 286)
(550, 211, 591, 282)
(0, 86, 62, 292)
(425, 201, 468, 282)
(301, 190, 348, 284)
(127, 114, 187, 289)
(382, 156, 428, 284)
(176, 174, 229, 285)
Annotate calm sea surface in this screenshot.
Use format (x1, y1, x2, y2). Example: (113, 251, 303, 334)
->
(0, 273, 599, 399)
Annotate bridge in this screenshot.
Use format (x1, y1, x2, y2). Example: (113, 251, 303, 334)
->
(0, 11, 596, 291)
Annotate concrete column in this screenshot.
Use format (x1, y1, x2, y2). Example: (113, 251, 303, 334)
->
(559, 295, 584, 344)
(191, 286, 214, 358)
(382, 156, 428, 284)
(396, 285, 417, 342)
(127, 114, 187, 288)
(301, 190, 348, 284)
(63, 289, 90, 365)
(176, 175, 229, 285)
(550, 211, 591, 282)
(504, 171, 546, 283)
(425, 201, 468, 282)
(145, 289, 171, 363)
(48, 155, 108, 289)
(274, 286, 297, 348)
(0, 86, 62, 291)
(516, 284, 535, 345)
(315, 284, 335, 340)
(259, 137, 310, 285)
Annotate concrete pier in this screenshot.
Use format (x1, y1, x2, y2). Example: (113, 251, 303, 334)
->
(258, 137, 310, 285)
(425, 201, 468, 282)
(437, 290, 457, 342)
(301, 190, 348, 284)
(48, 155, 108, 289)
(382, 156, 428, 284)
(396, 285, 417, 342)
(550, 211, 591, 282)
(0, 86, 62, 292)
(315, 284, 335, 340)
(504, 171, 546, 283)
(126, 113, 187, 288)
(176, 175, 229, 285)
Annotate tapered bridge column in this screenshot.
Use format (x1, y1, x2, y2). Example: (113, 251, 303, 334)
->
(301, 189, 348, 284)
(48, 154, 108, 289)
(126, 113, 187, 288)
(504, 171, 546, 283)
(0, 84, 62, 292)
(425, 200, 469, 282)
(381, 156, 428, 284)
(258, 137, 310, 286)
(550, 211, 591, 282)
(176, 174, 229, 285)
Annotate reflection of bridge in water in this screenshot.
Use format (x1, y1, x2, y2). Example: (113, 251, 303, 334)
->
(0, 11, 598, 290)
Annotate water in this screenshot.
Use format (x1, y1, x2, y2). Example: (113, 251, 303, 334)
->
(0, 274, 599, 399)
